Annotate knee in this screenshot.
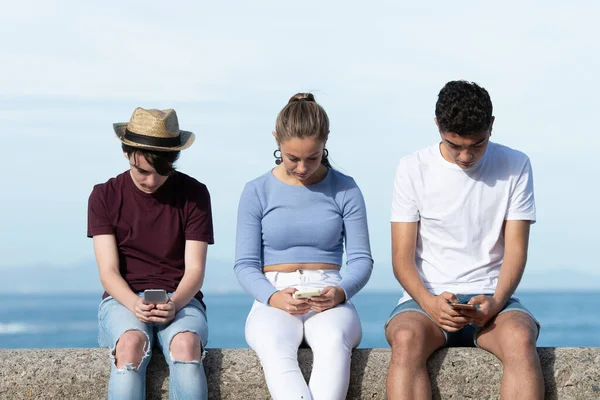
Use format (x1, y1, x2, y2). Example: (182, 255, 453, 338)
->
(501, 325, 538, 359)
(170, 332, 202, 362)
(388, 327, 427, 364)
(247, 327, 299, 356)
(250, 335, 302, 365)
(311, 329, 353, 355)
(115, 330, 149, 368)
(388, 326, 420, 350)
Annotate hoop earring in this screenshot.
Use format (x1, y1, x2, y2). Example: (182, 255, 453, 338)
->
(273, 149, 282, 165)
(323, 148, 329, 158)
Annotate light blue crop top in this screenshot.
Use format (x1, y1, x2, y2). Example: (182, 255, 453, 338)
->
(234, 168, 373, 304)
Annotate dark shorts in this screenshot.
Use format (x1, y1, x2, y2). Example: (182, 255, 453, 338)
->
(385, 294, 540, 347)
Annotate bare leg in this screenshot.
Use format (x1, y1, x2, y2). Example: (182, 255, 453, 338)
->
(170, 331, 202, 361)
(476, 312, 544, 400)
(114, 330, 149, 369)
(385, 312, 446, 400)
(168, 332, 207, 400)
(109, 330, 150, 400)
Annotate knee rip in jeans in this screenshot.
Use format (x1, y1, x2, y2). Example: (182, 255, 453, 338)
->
(111, 329, 150, 372)
(169, 330, 206, 364)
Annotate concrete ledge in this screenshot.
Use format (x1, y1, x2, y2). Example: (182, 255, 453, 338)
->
(0, 348, 599, 399)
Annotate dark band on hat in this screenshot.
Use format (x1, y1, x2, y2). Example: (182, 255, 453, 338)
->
(124, 129, 182, 148)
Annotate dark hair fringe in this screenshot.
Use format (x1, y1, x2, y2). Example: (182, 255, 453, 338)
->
(122, 144, 180, 176)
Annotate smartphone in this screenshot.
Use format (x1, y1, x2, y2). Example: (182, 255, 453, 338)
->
(292, 289, 322, 299)
(143, 289, 168, 304)
(449, 302, 477, 311)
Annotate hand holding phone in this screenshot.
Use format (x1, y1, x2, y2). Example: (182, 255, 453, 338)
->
(449, 302, 477, 311)
(143, 289, 168, 304)
(292, 289, 322, 299)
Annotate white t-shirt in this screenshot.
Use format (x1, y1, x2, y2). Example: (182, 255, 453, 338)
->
(391, 141, 535, 304)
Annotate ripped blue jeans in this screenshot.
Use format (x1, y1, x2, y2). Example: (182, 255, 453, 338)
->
(98, 294, 209, 400)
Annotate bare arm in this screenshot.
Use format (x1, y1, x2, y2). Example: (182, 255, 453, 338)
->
(463, 220, 532, 326)
(93, 234, 139, 312)
(170, 240, 208, 312)
(494, 220, 531, 305)
(392, 221, 468, 331)
(391, 221, 433, 305)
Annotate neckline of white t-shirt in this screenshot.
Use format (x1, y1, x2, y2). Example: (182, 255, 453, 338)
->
(431, 141, 494, 171)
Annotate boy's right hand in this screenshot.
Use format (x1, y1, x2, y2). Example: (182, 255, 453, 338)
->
(133, 297, 155, 323)
(268, 288, 310, 315)
(422, 292, 470, 332)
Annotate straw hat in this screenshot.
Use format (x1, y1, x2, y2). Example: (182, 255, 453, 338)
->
(113, 107, 195, 151)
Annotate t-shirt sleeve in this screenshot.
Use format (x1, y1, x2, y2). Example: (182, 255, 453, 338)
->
(390, 159, 420, 222)
(87, 186, 113, 238)
(506, 157, 536, 223)
(338, 179, 373, 300)
(185, 184, 215, 244)
(233, 183, 278, 304)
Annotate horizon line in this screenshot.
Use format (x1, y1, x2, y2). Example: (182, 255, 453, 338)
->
(2, 288, 599, 296)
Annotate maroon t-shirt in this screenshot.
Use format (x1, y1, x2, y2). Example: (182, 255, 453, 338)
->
(87, 170, 214, 307)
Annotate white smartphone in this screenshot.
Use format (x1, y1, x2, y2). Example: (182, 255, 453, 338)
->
(292, 289, 322, 299)
(143, 289, 168, 304)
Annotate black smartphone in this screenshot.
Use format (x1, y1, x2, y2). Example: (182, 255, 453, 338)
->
(449, 302, 477, 311)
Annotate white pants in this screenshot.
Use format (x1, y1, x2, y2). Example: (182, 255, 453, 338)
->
(245, 270, 362, 400)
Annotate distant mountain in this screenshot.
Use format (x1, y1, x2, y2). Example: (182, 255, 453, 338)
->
(518, 267, 600, 291)
(0, 259, 242, 294)
(0, 261, 104, 294)
(1, 262, 598, 294)
(359, 265, 600, 293)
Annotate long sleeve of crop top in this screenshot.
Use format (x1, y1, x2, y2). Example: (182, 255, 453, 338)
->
(234, 183, 278, 304)
(234, 173, 374, 304)
(337, 182, 374, 299)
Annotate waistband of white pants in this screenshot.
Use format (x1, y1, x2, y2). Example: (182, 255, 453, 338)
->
(264, 269, 341, 288)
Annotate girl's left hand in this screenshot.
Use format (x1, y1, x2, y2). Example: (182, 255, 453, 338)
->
(307, 286, 346, 312)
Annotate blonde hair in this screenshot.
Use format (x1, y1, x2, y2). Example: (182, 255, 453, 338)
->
(274, 93, 331, 167)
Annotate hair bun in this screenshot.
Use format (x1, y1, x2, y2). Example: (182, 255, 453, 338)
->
(288, 93, 315, 104)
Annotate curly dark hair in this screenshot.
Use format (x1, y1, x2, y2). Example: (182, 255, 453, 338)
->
(122, 144, 180, 176)
(435, 80, 493, 136)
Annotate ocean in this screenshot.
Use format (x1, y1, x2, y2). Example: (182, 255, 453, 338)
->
(1, 291, 599, 349)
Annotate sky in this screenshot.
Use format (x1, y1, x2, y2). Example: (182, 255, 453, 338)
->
(1, 1, 599, 293)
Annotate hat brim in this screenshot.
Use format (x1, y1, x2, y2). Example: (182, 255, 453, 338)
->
(113, 123, 195, 152)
